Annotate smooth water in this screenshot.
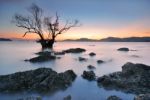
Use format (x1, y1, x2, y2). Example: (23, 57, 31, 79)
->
(0, 41, 150, 100)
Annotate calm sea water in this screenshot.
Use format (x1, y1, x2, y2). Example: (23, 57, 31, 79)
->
(0, 41, 150, 100)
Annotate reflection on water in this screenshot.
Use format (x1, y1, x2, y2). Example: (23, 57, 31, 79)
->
(0, 41, 150, 100)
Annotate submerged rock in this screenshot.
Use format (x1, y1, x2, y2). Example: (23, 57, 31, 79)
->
(117, 47, 129, 51)
(107, 95, 122, 100)
(89, 52, 96, 56)
(18, 96, 42, 100)
(134, 94, 150, 100)
(97, 62, 150, 94)
(35, 51, 51, 56)
(82, 71, 96, 81)
(87, 65, 96, 70)
(54, 51, 65, 55)
(28, 55, 56, 63)
(63, 95, 71, 100)
(78, 57, 87, 62)
(63, 48, 86, 53)
(0, 68, 76, 93)
(97, 60, 104, 64)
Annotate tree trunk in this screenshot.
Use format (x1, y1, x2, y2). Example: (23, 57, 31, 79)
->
(38, 39, 54, 49)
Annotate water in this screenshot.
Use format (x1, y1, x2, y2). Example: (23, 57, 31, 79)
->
(0, 41, 150, 100)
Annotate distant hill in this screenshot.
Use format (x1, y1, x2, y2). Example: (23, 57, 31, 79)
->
(99, 37, 150, 42)
(63, 37, 150, 42)
(64, 38, 98, 42)
(0, 38, 12, 41)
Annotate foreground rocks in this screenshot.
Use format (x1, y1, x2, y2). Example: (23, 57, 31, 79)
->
(97, 62, 150, 94)
(82, 71, 96, 81)
(134, 94, 150, 100)
(0, 68, 76, 93)
(117, 47, 129, 51)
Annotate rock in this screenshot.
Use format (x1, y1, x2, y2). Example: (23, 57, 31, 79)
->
(97, 60, 104, 64)
(0, 68, 76, 93)
(63, 48, 86, 53)
(78, 57, 87, 62)
(134, 94, 150, 100)
(28, 55, 56, 63)
(87, 65, 96, 70)
(54, 51, 65, 55)
(63, 95, 71, 100)
(97, 62, 150, 94)
(18, 96, 42, 100)
(82, 71, 96, 81)
(35, 51, 51, 56)
(117, 47, 129, 51)
(107, 95, 122, 100)
(89, 52, 96, 56)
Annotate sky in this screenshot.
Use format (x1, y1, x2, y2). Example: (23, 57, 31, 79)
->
(0, 0, 150, 40)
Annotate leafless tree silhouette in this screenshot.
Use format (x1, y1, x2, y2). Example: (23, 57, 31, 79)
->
(13, 4, 79, 49)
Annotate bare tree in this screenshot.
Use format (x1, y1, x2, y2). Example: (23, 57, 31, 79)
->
(13, 4, 79, 49)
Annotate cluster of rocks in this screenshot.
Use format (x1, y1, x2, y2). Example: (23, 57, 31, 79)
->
(97, 62, 150, 94)
(25, 48, 86, 63)
(0, 68, 76, 93)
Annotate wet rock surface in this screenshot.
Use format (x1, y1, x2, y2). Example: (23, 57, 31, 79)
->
(87, 65, 96, 70)
(63, 48, 86, 53)
(107, 95, 122, 100)
(134, 94, 150, 100)
(28, 55, 56, 63)
(0, 68, 76, 93)
(117, 47, 129, 51)
(63, 95, 71, 100)
(97, 62, 150, 94)
(97, 60, 104, 64)
(89, 52, 96, 56)
(82, 70, 96, 81)
(78, 57, 87, 62)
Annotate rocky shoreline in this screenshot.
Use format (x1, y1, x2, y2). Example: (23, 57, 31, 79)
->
(97, 62, 150, 95)
(0, 68, 76, 93)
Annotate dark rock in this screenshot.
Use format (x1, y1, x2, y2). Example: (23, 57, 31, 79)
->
(87, 65, 96, 70)
(82, 71, 96, 81)
(63, 95, 71, 100)
(28, 55, 56, 63)
(18, 96, 42, 100)
(117, 47, 129, 51)
(54, 51, 65, 55)
(0, 68, 76, 93)
(134, 94, 150, 100)
(35, 51, 51, 56)
(63, 48, 86, 53)
(97, 60, 104, 64)
(97, 62, 150, 94)
(0, 38, 12, 41)
(78, 57, 87, 62)
(107, 95, 122, 100)
(89, 52, 96, 56)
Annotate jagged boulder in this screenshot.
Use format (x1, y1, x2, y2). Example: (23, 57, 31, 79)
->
(97, 62, 150, 94)
(0, 68, 76, 93)
(134, 94, 150, 100)
(82, 71, 96, 81)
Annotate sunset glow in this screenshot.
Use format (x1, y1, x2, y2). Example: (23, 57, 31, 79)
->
(0, 0, 150, 40)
